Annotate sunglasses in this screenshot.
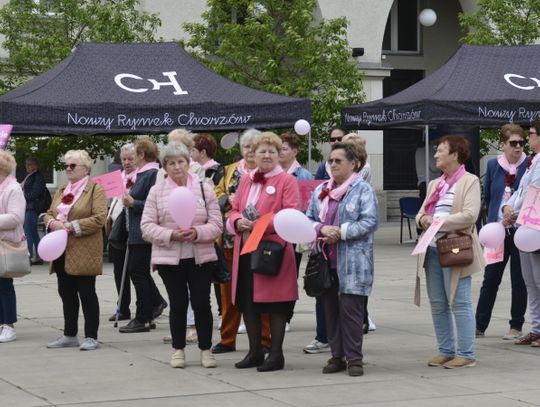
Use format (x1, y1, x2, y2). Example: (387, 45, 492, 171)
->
(64, 163, 79, 170)
(327, 158, 345, 165)
(330, 136, 343, 142)
(508, 140, 524, 147)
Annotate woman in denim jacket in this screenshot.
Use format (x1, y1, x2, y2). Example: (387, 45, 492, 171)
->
(306, 142, 379, 377)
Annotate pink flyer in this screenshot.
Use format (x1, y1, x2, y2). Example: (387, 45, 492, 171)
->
(411, 217, 445, 255)
(92, 170, 125, 198)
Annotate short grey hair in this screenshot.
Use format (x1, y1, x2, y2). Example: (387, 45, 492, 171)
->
(239, 128, 260, 147)
(167, 128, 195, 149)
(120, 143, 135, 153)
(161, 142, 191, 166)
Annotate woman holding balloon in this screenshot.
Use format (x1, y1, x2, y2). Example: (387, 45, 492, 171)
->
(229, 131, 300, 372)
(141, 142, 222, 368)
(44, 150, 107, 351)
(502, 119, 540, 347)
(475, 124, 528, 340)
(306, 142, 378, 376)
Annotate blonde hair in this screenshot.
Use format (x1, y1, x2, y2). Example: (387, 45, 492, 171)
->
(167, 128, 195, 149)
(343, 132, 366, 148)
(251, 131, 282, 153)
(64, 150, 93, 172)
(0, 150, 16, 175)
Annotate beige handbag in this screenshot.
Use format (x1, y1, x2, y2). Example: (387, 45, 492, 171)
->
(0, 240, 31, 278)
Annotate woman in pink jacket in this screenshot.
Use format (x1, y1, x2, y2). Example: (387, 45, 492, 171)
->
(228, 131, 300, 372)
(141, 142, 222, 369)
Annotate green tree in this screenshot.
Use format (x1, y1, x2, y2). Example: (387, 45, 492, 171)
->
(459, 0, 540, 154)
(183, 0, 364, 163)
(0, 0, 162, 168)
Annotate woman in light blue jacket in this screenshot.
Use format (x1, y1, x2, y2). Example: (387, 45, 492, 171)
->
(306, 142, 378, 377)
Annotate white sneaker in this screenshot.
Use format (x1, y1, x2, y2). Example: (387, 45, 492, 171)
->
(80, 337, 99, 351)
(368, 316, 376, 331)
(47, 335, 80, 348)
(237, 323, 247, 334)
(303, 339, 330, 354)
(171, 349, 185, 368)
(200, 349, 217, 368)
(0, 326, 16, 343)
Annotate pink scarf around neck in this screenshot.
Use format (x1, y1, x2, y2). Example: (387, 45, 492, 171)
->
(246, 166, 283, 206)
(202, 159, 219, 171)
(423, 164, 466, 216)
(56, 176, 89, 221)
(497, 153, 527, 175)
(237, 159, 249, 175)
(285, 160, 302, 176)
(165, 171, 198, 189)
(318, 172, 359, 222)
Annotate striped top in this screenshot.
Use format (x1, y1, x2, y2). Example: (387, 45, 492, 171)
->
(431, 184, 456, 246)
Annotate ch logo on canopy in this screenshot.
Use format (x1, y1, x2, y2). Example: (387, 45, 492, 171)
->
(114, 71, 188, 95)
(504, 73, 540, 91)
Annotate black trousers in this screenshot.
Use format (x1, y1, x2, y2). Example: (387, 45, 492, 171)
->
(109, 244, 131, 316)
(157, 259, 213, 350)
(53, 256, 99, 339)
(127, 244, 164, 323)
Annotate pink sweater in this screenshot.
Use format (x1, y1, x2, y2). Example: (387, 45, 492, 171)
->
(0, 178, 26, 243)
(141, 179, 222, 266)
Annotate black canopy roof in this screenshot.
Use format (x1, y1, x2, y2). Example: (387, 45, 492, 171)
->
(341, 44, 540, 130)
(0, 42, 311, 135)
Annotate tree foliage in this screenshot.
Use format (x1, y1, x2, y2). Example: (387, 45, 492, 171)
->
(0, 0, 162, 169)
(459, 0, 540, 155)
(182, 0, 364, 163)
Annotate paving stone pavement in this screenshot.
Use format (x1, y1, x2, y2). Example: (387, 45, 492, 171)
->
(2, 223, 539, 407)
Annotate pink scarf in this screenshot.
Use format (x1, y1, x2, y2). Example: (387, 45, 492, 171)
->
(137, 162, 160, 175)
(201, 159, 220, 170)
(165, 171, 198, 189)
(319, 172, 359, 222)
(246, 166, 284, 206)
(237, 159, 249, 175)
(122, 169, 137, 192)
(423, 164, 466, 216)
(498, 153, 527, 201)
(56, 176, 89, 221)
(285, 160, 302, 176)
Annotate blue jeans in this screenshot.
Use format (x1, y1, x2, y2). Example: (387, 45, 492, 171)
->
(315, 296, 328, 343)
(24, 210, 41, 259)
(425, 247, 475, 359)
(0, 278, 17, 325)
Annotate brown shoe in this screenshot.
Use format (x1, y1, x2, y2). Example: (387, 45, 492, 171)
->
(347, 359, 364, 377)
(531, 338, 540, 347)
(514, 332, 540, 345)
(428, 354, 454, 367)
(443, 357, 476, 369)
(322, 357, 346, 374)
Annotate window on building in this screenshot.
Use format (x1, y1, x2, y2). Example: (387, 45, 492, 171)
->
(382, 0, 420, 54)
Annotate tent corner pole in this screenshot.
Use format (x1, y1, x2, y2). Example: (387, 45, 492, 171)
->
(425, 124, 429, 186)
(308, 131, 312, 173)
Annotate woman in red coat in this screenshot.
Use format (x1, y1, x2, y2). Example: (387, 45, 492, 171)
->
(228, 131, 300, 372)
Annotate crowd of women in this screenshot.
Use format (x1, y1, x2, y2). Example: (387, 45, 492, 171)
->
(1, 121, 539, 376)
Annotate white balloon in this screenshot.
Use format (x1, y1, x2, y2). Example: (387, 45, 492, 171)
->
(274, 208, 316, 244)
(220, 132, 239, 150)
(419, 8, 437, 27)
(514, 226, 540, 252)
(294, 119, 311, 136)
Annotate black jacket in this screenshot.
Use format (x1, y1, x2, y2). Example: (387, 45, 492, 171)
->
(22, 170, 46, 212)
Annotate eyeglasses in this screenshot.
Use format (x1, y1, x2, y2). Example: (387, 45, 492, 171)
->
(508, 140, 524, 147)
(64, 163, 79, 170)
(327, 158, 345, 165)
(330, 136, 343, 143)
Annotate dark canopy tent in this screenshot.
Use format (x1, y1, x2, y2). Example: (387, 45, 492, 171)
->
(0, 42, 311, 135)
(341, 44, 540, 130)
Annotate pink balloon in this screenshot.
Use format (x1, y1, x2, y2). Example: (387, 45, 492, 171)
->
(168, 187, 197, 229)
(478, 222, 505, 249)
(514, 226, 540, 252)
(37, 229, 68, 261)
(274, 208, 316, 244)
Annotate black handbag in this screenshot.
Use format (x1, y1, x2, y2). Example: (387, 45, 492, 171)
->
(108, 209, 128, 250)
(249, 240, 284, 276)
(303, 241, 334, 297)
(199, 182, 231, 284)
